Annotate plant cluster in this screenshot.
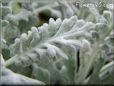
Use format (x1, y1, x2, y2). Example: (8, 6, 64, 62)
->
(0, 0, 114, 85)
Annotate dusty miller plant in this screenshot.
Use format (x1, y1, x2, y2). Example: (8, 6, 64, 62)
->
(0, 0, 114, 85)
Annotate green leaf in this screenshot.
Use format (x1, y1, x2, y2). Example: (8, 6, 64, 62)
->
(32, 63, 50, 84)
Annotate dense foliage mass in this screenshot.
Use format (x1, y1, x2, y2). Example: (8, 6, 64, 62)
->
(0, 0, 114, 85)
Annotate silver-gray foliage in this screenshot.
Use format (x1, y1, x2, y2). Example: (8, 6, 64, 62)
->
(0, 0, 114, 85)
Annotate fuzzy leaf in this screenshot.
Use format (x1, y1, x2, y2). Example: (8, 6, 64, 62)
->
(6, 16, 95, 67)
(1, 67, 45, 85)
